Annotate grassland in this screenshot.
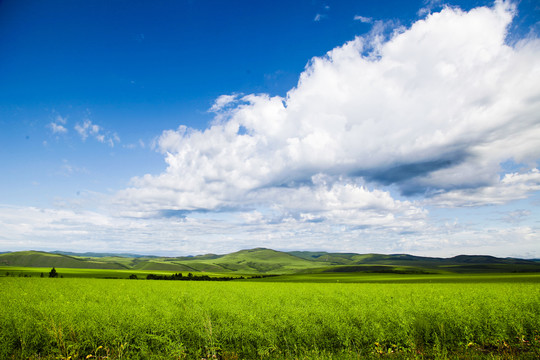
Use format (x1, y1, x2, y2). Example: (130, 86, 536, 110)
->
(0, 266, 242, 280)
(250, 272, 540, 284)
(0, 251, 127, 269)
(1, 275, 539, 359)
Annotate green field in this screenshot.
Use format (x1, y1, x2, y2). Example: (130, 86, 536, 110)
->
(1, 275, 539, 359)
(250, 272, 540, 284)
(0, 266, 244, 280)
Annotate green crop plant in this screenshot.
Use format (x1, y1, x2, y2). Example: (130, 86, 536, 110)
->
(0, 277, 538, 359)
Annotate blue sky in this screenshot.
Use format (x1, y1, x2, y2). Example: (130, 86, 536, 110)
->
(1, 0, 539, 257)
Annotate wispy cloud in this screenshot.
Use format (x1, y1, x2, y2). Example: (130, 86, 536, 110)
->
(57, 159, 89, 177)
(418, 0, 444, 17)
(500, 209, 531, 224)
(314, 4, 330, 23)
(75, 119, 119, 147)
(210, 94, 240, 113)
(428, 169, 540, 207)
(75, 119, 100, 141)
(354, 15, 373, 23)
(49, 122, 67, 134)
(48, 115, 68, 134)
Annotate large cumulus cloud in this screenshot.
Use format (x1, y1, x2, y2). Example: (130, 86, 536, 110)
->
(118, 1, 540, 218)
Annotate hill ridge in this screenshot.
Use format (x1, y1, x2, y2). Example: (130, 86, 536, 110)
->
(1, 248, 539, 274)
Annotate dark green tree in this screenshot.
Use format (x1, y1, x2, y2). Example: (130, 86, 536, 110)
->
(48, 267, 58, 278)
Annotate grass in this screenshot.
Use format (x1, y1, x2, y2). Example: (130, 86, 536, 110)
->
(0, 266, 244, 280)
(249, 272, 540, 284)
(153, 248, 322, 274)
(1, 276, 539, 359)
(0, 251, 127, 269)
(4, 265, 540, 284)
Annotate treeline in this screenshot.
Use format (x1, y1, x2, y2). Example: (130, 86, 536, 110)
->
(4, 268, 279, 281)
(144, 273, 240, 281)
(142, 273, 279, 281)
(4, 267, 62, 278)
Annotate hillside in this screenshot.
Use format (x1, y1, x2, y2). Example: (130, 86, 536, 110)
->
(1, 248, 539, 274)
(209, 248, 318, 273)
(0, 251, 127, 269)
(289, 251, 540, 272)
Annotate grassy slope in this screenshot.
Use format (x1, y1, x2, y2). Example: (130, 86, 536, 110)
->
(290, 251, 540, 272)
(0, 251, 127, 269)
(205, 248, 319, 273)
(130, 260, 197, 272)
(131, 248, 320, 274)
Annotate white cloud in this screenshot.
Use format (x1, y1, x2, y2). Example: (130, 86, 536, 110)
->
(75, 119, 100, 140)
(418, 0, 444, 17)
(48, 115, 68, 134)
(58, 159, 89, 177)
(0, 203, 537, 257)
(118, 1, 540, 216)
(49, 122, 67, 134)
(500, 209, 531, 224)
(429, 169, 540, 207)
(55, 115, 67, 124)
(250, 176, 427, 228)
(392, 225, 539, 258)
(354, 15, 373, 23)
(75, 119, 119, 147)
(210, 94, 240, 113)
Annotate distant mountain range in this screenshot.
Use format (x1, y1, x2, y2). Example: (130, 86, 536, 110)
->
(1, 248, 539, 274)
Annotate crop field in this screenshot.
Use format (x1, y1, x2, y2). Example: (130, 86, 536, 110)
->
(1, 276, 539, 359)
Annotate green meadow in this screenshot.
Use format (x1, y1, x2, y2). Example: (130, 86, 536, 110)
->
(0, 266, 241, 280)
(250, 272, 540, 284)
(1, 274, 539, 359)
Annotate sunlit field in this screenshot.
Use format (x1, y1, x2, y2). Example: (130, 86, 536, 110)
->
(1, 276, 539, 359)
(0, 266, 242, 280)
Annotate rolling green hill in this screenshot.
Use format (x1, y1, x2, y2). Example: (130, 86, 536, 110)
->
(1, 248, 539, 275)
(208, 248, 319, 273)
(0, 251, 127, 269)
